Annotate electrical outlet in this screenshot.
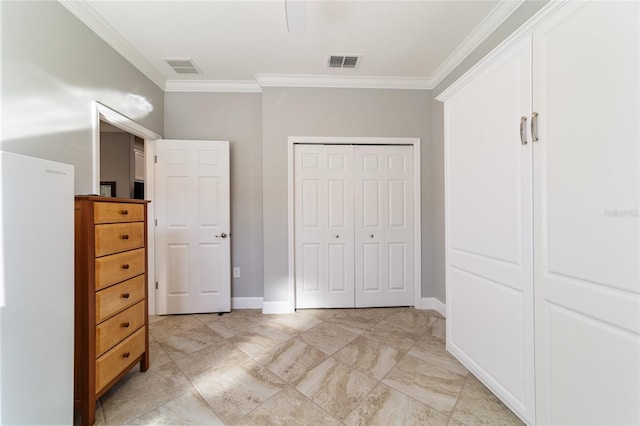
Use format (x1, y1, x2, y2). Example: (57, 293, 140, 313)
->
(233, 267, 240, 278)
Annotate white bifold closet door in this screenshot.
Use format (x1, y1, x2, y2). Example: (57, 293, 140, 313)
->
(294, 144, 414, 309)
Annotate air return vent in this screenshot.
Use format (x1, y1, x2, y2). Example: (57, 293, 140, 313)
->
(164, 58, 201, 74)
(328, 55, 362, 69)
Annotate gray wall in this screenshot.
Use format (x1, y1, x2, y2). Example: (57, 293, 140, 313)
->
(1, 1, 164, 194)
(261, 87, 433, 303)
(430, 0, 549, 302)
(100, 132, 131, 198)
(164, 92, 264, 298)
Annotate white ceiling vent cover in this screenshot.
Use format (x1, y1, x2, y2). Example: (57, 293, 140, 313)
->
(164, 58, 201, 74)
(328, 55, 362, 69)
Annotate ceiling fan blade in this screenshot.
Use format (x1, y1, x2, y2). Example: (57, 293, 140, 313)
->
(285, 0, 307, 34)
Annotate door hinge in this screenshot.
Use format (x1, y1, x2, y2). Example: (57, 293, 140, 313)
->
(155, 281, 158, 290)
(154, 155, 158, 163)
(155, 218, 158, 226)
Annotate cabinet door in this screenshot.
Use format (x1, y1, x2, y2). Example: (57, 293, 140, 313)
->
(444, 37, 534, 423)
(533, 2, 640, 424)
(354, 145, 414, 307)
(294, 145, 355, 308)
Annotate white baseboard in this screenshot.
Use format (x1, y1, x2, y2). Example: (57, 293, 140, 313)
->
(231, 297, 263, 310)
(420, 297, 446, 317)
(262, 300, 294, 314)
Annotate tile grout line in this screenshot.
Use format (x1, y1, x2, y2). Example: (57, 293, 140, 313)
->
(363, 312, 465, 422)
(446, 373, 471, 426)
(156, 317, 244, 425)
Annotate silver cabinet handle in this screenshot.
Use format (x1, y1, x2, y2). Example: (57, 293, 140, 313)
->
(520, 116, 528, 145)
(335, 234, 340, 238)
(370, 234, 374, 238)
(531, 112, 539, 142)
(215, 232, 228, 238)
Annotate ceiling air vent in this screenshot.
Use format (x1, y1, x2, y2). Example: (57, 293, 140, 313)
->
(164, 58, 201, 74)
(328, 55, 362, 69)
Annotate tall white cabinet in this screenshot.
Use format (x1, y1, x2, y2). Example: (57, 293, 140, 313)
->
(439, 1, 639, 425)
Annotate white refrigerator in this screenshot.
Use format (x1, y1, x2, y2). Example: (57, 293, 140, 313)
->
(0, 151, 74, 424)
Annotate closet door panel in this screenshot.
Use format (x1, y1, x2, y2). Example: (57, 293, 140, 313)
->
(533, 2, 640, 424)
(444, 37, 534, 424)
(355, 146, 414, 307)
(295, 145, 355, 308)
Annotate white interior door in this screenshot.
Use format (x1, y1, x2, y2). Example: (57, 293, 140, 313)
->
(533, 2, 640, 424)
(354, 146, 414, 307)
(294, 144, 355, 308)
(444, 37, 534, 423)
(155, 139, 231, 314)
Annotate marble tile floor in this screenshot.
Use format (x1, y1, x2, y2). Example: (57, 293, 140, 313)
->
(95, 308, 523, 425)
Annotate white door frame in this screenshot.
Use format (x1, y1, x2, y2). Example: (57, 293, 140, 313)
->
(93, 102, 161, 314)
(287, 136, 422, 312)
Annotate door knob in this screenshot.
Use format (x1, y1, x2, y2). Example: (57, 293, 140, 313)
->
(215, 232, 228, 238)
(370, 234, 374, 238)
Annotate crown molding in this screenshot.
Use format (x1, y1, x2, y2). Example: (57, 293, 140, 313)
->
(58, 0, 166, 89)
(165, 80, 262, 93)
(255, 74, 433, 90)
(436, 0, 568, 102)
(429, 0, 525, 88)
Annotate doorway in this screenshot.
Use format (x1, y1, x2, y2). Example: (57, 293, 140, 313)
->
(99, 120, 145, 200)
(93, 102, 161, 314)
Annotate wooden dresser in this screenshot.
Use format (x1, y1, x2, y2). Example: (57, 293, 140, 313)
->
(74, 196, 150, 425)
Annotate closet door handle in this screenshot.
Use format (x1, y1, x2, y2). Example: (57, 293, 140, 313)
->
(520, 116, 528, 145)
(531, 112, 539, 142)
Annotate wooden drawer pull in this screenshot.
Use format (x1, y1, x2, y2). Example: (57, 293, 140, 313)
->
(122, 352, 130, 359)
(122, 264, 130, 270)
(122, 322, 130, 328)
(122, 293, 130, 299)
(121, 210, 129, 216)
(121, 234, 129, 240)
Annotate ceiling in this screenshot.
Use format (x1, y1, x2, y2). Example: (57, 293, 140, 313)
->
(60, 0, 523, 92)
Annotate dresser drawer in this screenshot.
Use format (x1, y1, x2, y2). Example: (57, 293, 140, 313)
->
(96, 301, 145, 357)
(95, 222, 144, 257)
(96, 275, 145, 323)
(94, 202, 144, 224)
(95, 248, 145, 291)
(95, 327, 145, 394)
